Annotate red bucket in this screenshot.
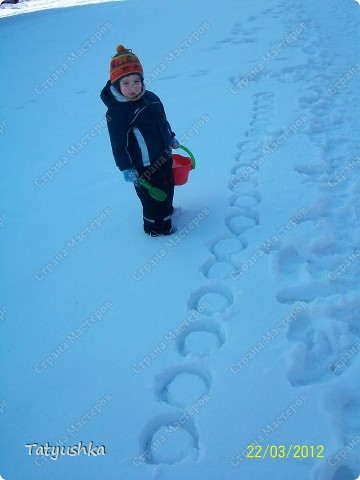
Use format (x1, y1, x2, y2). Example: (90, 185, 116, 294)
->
(172, 154, 193, 186)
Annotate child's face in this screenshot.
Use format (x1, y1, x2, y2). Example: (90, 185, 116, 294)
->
(119, 74, 143, 99)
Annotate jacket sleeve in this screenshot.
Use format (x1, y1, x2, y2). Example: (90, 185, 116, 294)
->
(144, 91, 176, 145)
(151, 99, 175, 155)
(106, 109, 134, 172)
(159, 100, 176, 139)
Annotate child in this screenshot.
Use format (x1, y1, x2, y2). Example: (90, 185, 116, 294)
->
(100, 45, 179, 236)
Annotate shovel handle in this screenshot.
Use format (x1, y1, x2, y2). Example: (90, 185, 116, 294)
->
(138, 178, 167, 201)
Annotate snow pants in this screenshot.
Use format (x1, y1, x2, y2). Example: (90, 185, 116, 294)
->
(135, 154, 174, 235)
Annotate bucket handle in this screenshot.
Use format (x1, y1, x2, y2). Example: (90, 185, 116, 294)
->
(178, 144, 196, 170)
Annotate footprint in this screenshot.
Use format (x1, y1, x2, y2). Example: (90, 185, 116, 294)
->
(236, 140, 252, 151)
(249, 116, 269, 129)
(158, 73, 182, 81)
(188, 286, 234, 317)
(232, 38, 257, 44)
(230, 163, 253, 175)
(230, 163, 258, 182)
(298, 93, 320, 107)
(270, 65, 307, 84)
(243, 27, 264, 35)
(230, 192, 261, 208)
(301, 45, 318, 55)
(200, 258, 236, 279)
(230, 164, 260, 187)
(228, 177, 258, 193)
(155, 364, 212, 408)
(210, 235, 247, 260)
(190, 69, 209, 77)
(230, 23, 243, 35)
(261, 7, 275, 14)
(215, 37, 233, 45)
(252, 91, 274, 108)
(236, 146, 262, 159)
(177, 320, 225, 358)
(139, 412, 199, 465)
(274, 245, 304, 275)
(14, 98, 38, 110)
(225, 210, 259, 236)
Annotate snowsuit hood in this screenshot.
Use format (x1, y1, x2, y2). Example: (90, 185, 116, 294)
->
(100, 80, 146, 105)
(100, 80, 121, 107)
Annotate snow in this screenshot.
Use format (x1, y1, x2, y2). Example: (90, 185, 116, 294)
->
(1, 0, 360, 479)
(0, 0, 122, 18)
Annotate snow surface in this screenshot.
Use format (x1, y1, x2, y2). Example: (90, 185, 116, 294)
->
(1, 0, 360, 479)
(0, 0, 122, 18)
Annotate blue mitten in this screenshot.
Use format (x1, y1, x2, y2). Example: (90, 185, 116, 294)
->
(171, 137, 180, 149)
(123, 169, 139, 186)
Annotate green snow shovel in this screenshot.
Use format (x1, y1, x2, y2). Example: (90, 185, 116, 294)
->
(138, 178, 167, 202)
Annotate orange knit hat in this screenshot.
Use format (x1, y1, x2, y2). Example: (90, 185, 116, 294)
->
(110, 45, 143, 84)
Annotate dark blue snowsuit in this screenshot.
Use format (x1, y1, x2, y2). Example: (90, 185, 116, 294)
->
(101, 80, 175, 235)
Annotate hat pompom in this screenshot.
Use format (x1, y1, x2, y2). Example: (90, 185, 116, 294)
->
(116, 45, 127, 53)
